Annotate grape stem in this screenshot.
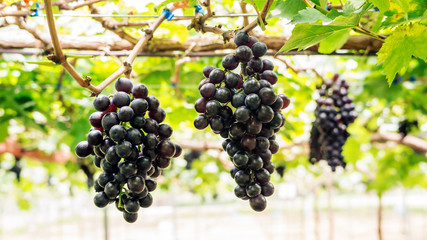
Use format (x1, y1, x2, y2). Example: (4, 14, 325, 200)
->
(189, 0, 274, 41)
(241, 0, 274, 33)
(44, 0, 98, 93)
(275, 56, 325, 82)
(44, 0, 176, 96)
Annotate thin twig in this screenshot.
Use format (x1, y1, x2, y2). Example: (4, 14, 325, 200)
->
(171, 42, 198, 100)
(205, 0, 212, 17)
(44, 0, 98, 92)
(240, 1, 249, 26)
(275, 56, 326, 81)
(15, 16, 51, 48)
(93, 6, 177, 95)
(242, 0, 274, 32)
(88, 4, 139, 45)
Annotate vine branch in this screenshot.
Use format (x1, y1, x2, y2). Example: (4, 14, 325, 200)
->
(275, 56, 326, 81)
(92, 6, 177, 95)
(241, 0, 274, 33)
(44, 0, 98, 92)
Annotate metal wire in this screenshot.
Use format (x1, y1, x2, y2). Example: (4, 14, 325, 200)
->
(0, 49, 378, 57)
(33, 13, 258, 18)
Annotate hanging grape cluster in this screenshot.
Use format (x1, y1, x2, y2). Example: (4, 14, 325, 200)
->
(75, 77, 181, 223)
(193, 32, 290, 212)
(309, 74, 357, 171)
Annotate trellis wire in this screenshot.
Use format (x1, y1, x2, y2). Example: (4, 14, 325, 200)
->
(31, 13, 258, 18)
(0, 49, 378, 57)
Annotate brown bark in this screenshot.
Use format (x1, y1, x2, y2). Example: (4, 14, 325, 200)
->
(371, 132, 427, 153)
(0, 31, 383, 53)
(0, 136, 74, 164)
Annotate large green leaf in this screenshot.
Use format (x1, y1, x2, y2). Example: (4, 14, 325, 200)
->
(291, 7, 332, 24)
(381, 0, 427, 29)
(370, 0, 390, 11)
(377, 23, 427, 86)
(279, 23, 353, 53)
(274, 0, 307, 20)
(394, 0, 410, 12)
(343, 0, 365, 15)
(311, 0, 328, 8)
(318, 29, 351, 53)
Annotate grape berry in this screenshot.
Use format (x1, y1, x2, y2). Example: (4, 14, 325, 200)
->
(308, 74, 357, 171)
(193, 32, 290, 212)
(75, 77, 181, 223)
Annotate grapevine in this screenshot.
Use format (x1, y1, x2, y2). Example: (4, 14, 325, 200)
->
(193, 32, 290, 211)
(309, 74, 357, 171)
(75, 78, 182, 223)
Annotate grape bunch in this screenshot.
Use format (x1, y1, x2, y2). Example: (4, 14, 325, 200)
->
(309, 74, 357, 171)
(398, 119, 418, 138)
(75, 77, 182, 223)
(193, 32, 290, 211)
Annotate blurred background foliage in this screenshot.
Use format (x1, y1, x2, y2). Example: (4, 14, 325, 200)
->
(0, 0, 426, 210)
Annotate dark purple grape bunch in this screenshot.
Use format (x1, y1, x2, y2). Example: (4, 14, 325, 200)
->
(193, 31, 291, 212)
(309, 74, 357, 171)
(75, 77, 182, 223)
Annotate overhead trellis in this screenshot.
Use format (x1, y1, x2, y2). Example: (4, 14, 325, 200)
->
(0, 0, 425, 88)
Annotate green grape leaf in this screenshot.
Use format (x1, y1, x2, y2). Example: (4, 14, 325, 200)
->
(394, 0, 410, 12)
(279, 12, 363, 54)
(291, 7, 332, 24)
(381, 0, 427, 29)
(274, 0, 307, 20)
(279, 24, 352, 53)
(377, 23, 427, 86)
(370, 0, 390, 11)
(311, 0, 328, 8)
(326, 8, 342, 19)
(343, 0, 365, 15)
(318, 29, 351, 53)
(243, 0, 267, 10)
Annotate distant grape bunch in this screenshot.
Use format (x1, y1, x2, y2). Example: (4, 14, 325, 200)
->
(193, 31, 290, 212)
(75, 77, 181, 223)
(309, 74, 357, 171)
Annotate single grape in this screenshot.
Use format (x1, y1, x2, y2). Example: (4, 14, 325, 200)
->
(203, 65, 215, 78)
(132, 84, 148, 99)
(94, 192, 110, 208)
(249, 194, 267, 212)
(75, 141, 93, 157)
(247, 36, 258, 48)
(89, 111, 103, 128)
(118, 106, 135, 122)
(235, 46, 253, 63)
(251, 42, 267, 57)
(248, 57, 263, 73)
(87, 130, 103, 146)
(123, 211, 138, 223)
(209, 69, 225, 84)
(261, 70, 278, 85)
(112, 91, 131, 108)
(158, 124, 173, 138)
(149, 107, 166, 123)
(93, 95, 111, 111)
(109, 125, 126, 143)
(222, 54, 239, 70)
(146, 96, 160, 111)
(131, 98, 148, 116)
(234, 31, 250, 46)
